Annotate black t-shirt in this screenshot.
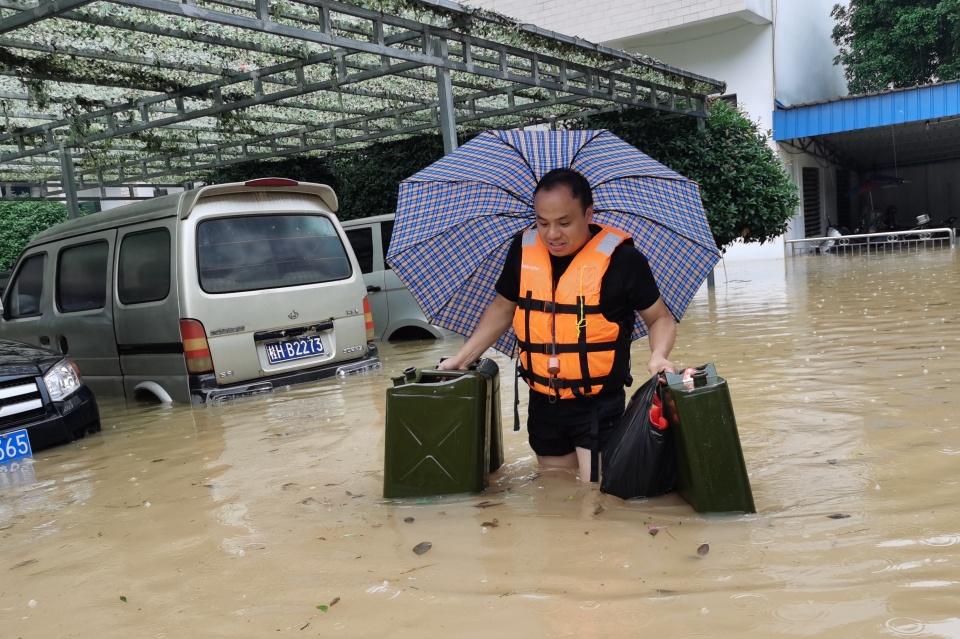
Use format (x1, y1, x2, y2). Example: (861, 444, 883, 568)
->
(496, 225, 662, 426)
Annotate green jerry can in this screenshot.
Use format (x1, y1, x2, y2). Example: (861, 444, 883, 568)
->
(383, 359, 503, 498)
(663, 364, 756, 514)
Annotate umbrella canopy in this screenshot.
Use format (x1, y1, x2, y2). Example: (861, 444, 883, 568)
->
(387, 129, 720, 355)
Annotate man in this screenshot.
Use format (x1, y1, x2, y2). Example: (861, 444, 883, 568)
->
(439, 168, 677, 482)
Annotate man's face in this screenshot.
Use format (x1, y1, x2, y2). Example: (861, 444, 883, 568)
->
(533, 185, 593, 257)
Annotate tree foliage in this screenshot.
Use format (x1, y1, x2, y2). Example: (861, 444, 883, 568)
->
(832, 0, 960, 94)
(587, 101, 799, 250)
(0, 201, 68, 271)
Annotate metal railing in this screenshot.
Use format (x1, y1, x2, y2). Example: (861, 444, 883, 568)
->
(786, 228, 956, 256)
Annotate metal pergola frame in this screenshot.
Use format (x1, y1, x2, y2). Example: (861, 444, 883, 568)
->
(0, 0, 724, 217)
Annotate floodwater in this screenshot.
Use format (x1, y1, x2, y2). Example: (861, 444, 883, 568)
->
(2, 249, 959, 638)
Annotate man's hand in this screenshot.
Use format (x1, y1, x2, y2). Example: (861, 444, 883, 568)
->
(436, 295, 517, 372)
(437, 357, 464, 371)
(639, 297, 678, 377)
(647, 354, 676, 376)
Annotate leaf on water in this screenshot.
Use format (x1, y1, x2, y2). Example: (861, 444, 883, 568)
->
(648, 526, 660, 537)
(474, 501, 502, 509)
(697, 543, 710, 556)
(412, 541, 432, 555)
(120, 595, 128, 603)
(316, 604, 328, 613)
(481, 518, 499, 528)
(827, 513, 851, 519)
(150, 458, 164, 463)
(329, 596, 340, 607)
(403, 517, 415, 523)
(827, 459, 838, 465)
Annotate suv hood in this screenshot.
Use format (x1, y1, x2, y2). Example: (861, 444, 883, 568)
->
(0, 339, 62, 377)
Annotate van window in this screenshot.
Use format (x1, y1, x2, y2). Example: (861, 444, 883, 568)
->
(5, 253, 45, 318)
(197, 214, 352, 294)
(118, 228, 171, 304)
(381, 220, 394, 269)
(57, 241, 109, 312)
(345, 227, 374, 274)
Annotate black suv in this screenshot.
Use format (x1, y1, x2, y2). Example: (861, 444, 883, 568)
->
(0, 339, 100, 459)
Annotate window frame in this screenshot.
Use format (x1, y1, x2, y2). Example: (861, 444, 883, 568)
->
(117, 227, 172, 306)
(345, 225, 375, 275)
(3, 252, 47, 319)
(56, 239, 110, 313)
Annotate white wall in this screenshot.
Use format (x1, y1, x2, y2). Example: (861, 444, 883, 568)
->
(616, 21, 774, 136)
(774, 0, 848, 106)
(467, 0, 771, 43)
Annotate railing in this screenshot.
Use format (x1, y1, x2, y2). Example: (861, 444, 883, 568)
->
(786, 228, 956, 256)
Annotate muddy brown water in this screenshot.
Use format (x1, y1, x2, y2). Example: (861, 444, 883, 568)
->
(2, 250, 959, 638)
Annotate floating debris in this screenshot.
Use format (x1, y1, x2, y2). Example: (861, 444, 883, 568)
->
(474, 501, 502, 509)
(593, 504, 605, 516)
(403, 516, 415, 523)
(412, 541, 432, 555)
(481, 519, 499, 528)
(827, 513, 851, 519)
(119, 595, 128, 603)
(697, 543, 710, 556)
(648, 526, 660, 537)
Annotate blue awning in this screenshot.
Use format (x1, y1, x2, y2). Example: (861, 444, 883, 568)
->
(773, 80, 960, 141)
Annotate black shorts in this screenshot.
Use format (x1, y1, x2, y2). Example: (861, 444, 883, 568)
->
(527, 398, 625, 457)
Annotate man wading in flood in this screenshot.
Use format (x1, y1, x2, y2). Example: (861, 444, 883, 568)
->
(439, 169, 678, 482)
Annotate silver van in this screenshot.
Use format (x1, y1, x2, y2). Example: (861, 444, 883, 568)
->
(0, 179, 378, 404)
(341, 214, 443, 341)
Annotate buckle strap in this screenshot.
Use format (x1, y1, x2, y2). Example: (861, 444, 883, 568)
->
(518, 367, 612, 390)
(516, 339, 619, 354)
(516, 297, 602, 315)
(577, 294, 592, 396)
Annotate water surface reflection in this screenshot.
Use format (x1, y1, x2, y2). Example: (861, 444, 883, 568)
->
(1, 250, 958, 638)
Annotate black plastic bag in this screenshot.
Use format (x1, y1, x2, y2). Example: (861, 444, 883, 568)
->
(600, 375, 677, 499)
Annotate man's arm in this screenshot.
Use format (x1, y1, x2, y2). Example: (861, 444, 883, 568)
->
(438, 294, 517, 370)
(638, 298, 677, 375)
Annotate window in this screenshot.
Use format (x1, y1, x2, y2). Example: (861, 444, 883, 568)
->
(345, 227, 374, 274)
(57, 241, 109, 312)
(381, 220, 394, 270)
(197, 214, 352, 294)
(118, 228, 171, 305)
(5, 254, 45, 318)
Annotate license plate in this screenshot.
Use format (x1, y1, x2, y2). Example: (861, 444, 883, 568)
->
(0, 428, 32, 463)
(266, 335, 325, 364)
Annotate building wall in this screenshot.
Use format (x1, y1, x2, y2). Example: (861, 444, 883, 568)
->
(469, 0, 771, 43)
(774, 0, 848, 106)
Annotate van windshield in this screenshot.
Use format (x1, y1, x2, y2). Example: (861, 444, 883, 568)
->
(197, 214, 352, 293)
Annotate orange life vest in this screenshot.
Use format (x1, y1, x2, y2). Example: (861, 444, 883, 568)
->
(512, 225, 632, 400)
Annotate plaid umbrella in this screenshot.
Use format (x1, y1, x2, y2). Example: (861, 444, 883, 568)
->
(387, 129, 720, 355)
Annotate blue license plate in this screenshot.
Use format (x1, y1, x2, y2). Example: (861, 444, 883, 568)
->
(0, 428, 32, 463)
(266, 335, 325, 364)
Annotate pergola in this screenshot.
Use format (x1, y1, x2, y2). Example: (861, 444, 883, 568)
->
(0, 0, 724, 216)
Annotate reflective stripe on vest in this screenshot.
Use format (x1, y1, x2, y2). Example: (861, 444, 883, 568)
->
(512, 225, 630, 399)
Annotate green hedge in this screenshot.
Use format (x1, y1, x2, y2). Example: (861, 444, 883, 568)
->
(0, 200, 68, 271)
